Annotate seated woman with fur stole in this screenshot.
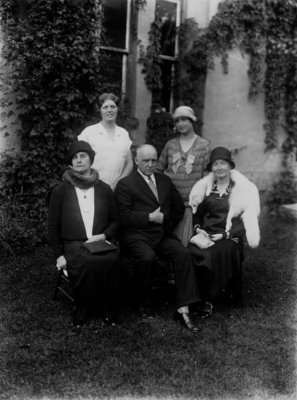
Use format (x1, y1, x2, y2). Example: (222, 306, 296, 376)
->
(48, 141, 120, 328)
(188, 147, 260, 317)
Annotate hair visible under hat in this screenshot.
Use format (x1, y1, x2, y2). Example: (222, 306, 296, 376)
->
(206, 146, 235, 171)
(66, 140, 96, 165)
(173, 106, 197, 122)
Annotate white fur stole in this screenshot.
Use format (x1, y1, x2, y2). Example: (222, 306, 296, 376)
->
(189, 170, 260, 248)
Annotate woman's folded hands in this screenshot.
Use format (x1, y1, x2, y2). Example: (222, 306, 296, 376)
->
(85, 234, 106, 243)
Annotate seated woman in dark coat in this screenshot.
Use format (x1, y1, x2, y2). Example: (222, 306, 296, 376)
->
(188, 147, 260, 316)
(48, 140, 120, 327)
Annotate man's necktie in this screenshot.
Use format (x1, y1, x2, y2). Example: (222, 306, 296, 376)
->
(147, 176, 159, 200)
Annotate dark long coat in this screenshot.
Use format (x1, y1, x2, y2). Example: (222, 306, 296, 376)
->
(48, 180, 119, 302)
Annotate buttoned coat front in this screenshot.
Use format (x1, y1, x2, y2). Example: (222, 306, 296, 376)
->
(114, 170, 185, 247)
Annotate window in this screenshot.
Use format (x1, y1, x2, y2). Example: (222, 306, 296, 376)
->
(158, 0, 178, 57)
(103, 0, 128, 49)
(152, 0, 180, 112)
(101, 0, 130, 96)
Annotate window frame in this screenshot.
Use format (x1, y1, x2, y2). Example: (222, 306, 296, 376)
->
(100, 0, 132, 96)
(156, 0, 181, 112)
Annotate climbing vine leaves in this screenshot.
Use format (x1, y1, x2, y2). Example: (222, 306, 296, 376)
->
(140, 0, 297, 157)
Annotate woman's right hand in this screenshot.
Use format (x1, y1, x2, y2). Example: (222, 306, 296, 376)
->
(85, 234, 106, 243)
(209, 233, 223, 242)
(56, 255, 67, 270)
(195, 227, 208, 237)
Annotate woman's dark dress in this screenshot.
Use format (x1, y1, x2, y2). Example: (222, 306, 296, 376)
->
(48, 180, 120, 307)
(188, 183, 245, 300)
(64, 242, 119, 306)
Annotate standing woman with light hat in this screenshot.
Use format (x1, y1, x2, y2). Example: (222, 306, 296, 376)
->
(48, 140, 120, 327)
(157, 105, 211, 246)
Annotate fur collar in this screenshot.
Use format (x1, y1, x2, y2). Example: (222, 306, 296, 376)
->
(189, 169, 260, 248)
(62, 168, 99, 189)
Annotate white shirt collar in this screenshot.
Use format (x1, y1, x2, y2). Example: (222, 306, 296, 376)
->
(98, 122, 120, 138)
(137, 169, 156, 185)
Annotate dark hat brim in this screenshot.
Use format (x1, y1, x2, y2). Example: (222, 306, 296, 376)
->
(206, 158, 235, 172)
(66, 140, 95, 165)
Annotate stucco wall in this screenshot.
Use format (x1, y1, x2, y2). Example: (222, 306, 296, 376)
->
(186, 0, 212, 28)
(133, 0, 155, 145)
(186, 0, 289, 191)
(203, 49, 284, 190)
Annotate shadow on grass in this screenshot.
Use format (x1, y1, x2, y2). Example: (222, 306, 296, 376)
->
(0, 214, 296, 400)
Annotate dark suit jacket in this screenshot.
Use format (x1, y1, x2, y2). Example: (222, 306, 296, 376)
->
(114, 171, 185, 247)
(48, 180, 119, 258)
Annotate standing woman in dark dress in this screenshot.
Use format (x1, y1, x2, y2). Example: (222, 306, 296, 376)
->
(188, 147, 260, 316)
(48, 141, 120, 327)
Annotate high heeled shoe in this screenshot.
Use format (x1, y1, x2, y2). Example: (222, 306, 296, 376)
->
(173, 311, 199, 332)
(191, 301, 213, 319)
(200, 301, 213, 319)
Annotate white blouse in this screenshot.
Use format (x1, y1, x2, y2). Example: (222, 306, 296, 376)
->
(78, 122, 132, 190)
(75, 187, 95, 239)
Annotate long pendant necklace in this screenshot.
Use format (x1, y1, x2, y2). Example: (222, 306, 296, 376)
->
(78, 188, 92, 213)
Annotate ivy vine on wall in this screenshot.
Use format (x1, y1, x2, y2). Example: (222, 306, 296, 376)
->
(0, 0, 110, 194)
(0, 0, 109, 251)
(138, 16, 163, 92)
(140, 0, 297, 159)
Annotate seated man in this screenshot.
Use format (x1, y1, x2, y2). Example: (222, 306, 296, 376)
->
(114, 144, 199, 331)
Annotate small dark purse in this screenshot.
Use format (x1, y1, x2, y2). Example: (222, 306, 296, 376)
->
(82, 240, 117, 254)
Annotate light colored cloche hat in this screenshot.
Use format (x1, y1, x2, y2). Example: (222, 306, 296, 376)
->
(172, 106, 197, 122)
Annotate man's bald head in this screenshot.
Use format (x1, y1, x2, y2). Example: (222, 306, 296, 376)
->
(135, 144, 158, 177)
(136, 144, 157, 158)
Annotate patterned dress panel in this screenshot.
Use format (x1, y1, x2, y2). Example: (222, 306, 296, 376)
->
(157, 136, 211, 203)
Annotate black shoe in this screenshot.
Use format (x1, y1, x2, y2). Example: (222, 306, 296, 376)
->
(174, 311, 199, 332)
(200, 302, 213, 319)
(192, 301, 213, 319)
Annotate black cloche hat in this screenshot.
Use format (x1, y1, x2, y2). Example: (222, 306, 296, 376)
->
(206, 146, 235, 171)
(66, 140, 95, 165)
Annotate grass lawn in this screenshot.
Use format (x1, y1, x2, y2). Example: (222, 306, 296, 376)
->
(0, 213, 297, 400)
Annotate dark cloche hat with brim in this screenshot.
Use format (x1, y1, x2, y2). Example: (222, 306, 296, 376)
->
(66, 140, 96, 165)
(206, 146, 235, 171)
